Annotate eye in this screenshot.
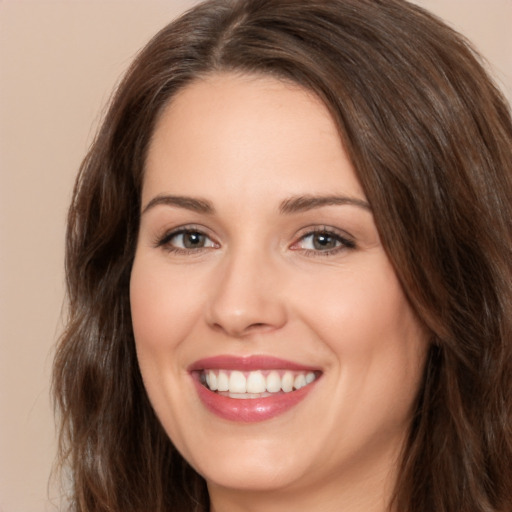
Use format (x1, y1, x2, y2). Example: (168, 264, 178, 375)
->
(292, 228, 355, 255)
(172, 231, 212, 249)
(156, 227, 217, 253)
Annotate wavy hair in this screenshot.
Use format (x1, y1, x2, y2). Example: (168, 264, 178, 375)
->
(53, 0, 512, 510)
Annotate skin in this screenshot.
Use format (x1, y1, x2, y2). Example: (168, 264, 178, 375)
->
(130, 73, 429, 512)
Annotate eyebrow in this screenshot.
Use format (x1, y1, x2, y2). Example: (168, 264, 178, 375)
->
(142, 195, 215, 215)
(279, 195, 371, 214)
(142, 193, 371, 216)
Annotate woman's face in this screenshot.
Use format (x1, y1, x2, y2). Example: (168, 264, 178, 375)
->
(130, 73, 428, 505)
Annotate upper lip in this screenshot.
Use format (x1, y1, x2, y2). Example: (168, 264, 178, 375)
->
(188, 355, 321, 372)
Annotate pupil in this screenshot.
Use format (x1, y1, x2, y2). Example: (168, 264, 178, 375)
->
(184, 232, 204, 248)
(313, 233, 335, 250)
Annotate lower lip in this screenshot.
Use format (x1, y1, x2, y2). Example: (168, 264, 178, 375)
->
(192, 375, 317, 423)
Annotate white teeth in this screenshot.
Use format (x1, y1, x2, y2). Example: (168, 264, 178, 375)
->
(207, 370, 218, 391)
(228, 392, 269, 399)
(281, 371, 294, 392)
(229, 371, 247, 393)
(217, 371, 229, 392)
(247, 371, 266, 393)
(266, 371, 281, 393)
(202, 369, 318, 395)
(294, 373, 306, 390)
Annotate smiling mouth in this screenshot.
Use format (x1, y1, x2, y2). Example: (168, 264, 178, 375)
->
(189, 355, 322, 421)
(199, 369, 319, 398)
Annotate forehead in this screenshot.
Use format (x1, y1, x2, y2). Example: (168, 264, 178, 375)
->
(143, 72, 365, 205)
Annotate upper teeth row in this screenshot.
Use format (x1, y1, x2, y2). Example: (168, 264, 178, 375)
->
(204, 370, 316, 394)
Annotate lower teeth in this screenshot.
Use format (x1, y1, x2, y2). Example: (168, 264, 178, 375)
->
(222, 391, 274, 399)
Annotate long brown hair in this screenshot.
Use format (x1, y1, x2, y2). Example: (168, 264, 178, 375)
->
(53, 0, 512, 510)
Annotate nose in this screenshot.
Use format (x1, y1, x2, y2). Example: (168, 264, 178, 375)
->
(205, 247, 287, 338)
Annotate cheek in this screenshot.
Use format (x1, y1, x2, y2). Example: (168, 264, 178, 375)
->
(130, 256, 202, 355)
(293, 258, 417, 346)
(129, 256, 199, 442)
(130, 259, 174, 401)
(290, 256, 427, 407)
(130, 269, 168, 356)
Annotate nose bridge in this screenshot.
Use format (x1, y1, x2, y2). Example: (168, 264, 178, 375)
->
(206, 238, 286, 337)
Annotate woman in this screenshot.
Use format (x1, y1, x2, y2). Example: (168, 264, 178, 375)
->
(53, 0, 512, 511)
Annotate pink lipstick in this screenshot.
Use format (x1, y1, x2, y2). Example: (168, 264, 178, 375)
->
(189, 355, 321, 422)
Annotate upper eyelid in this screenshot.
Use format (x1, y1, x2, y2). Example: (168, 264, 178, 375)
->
(153, 224, 215, 247)
(294, 225, 354, 240)
(152, 223, 355, 248)
(291, 226, 357, 250)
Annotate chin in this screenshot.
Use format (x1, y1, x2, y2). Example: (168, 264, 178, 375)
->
(180, 431, 311, 492)
(200, 457, 304, 493)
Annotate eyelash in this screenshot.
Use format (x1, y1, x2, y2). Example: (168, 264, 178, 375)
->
(291, 227, 356, 257)
(154, 226, 356, 256)
(154, 225, 218, 255)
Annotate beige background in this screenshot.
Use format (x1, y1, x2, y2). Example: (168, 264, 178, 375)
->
(0, 1, 511, 511)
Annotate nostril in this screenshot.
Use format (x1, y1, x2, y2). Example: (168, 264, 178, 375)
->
(243, 322, 280, 336)
(210, 320, 278, 337)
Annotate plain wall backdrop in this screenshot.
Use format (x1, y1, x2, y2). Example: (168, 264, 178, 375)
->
(0, 1, 511, 511)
